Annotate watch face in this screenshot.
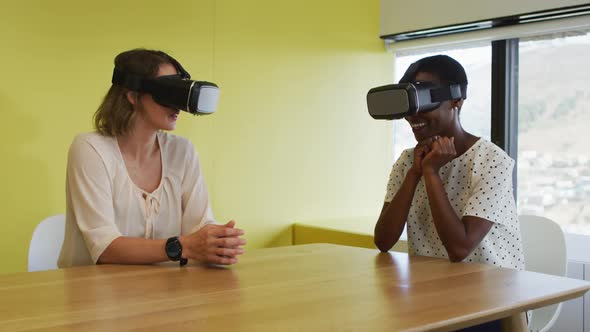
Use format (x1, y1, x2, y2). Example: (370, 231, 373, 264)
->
(166, 238, 182, 260)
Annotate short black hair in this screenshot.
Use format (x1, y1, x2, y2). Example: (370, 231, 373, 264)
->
(399, 55, 468, 86)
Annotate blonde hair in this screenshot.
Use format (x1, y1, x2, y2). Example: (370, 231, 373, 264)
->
(94, 49, 174, 136)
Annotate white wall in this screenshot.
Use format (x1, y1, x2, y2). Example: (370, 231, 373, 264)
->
(380, 0, 588, 37)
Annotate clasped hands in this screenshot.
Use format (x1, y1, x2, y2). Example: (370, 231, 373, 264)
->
(411, 135, 457, 176)
(180, 220, 246, 265)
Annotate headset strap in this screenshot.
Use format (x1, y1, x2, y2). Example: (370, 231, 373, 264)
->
(430, 83, 467, 101)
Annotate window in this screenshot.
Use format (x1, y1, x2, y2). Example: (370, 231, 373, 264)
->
(391, 32, 590, 237)
(385, 9, 590, 259)
(392, 43, 492, 160)
(517, 30, 590, 235)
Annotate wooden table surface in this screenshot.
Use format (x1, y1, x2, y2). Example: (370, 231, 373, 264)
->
(1, 244, 589, 331)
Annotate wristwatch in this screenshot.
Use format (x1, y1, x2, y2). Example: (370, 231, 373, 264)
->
(165, 236, 188, 266)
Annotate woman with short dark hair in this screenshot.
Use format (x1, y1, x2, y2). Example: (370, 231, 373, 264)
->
(374, 55, 525, 331)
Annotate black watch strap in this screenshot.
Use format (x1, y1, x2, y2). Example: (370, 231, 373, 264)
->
(165, 237, 187, 266)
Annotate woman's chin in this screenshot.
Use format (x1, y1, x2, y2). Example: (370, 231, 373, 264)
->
(163, 117, 178, 131)
(413, 133, 429, 143)
(415, 133, 438, 146)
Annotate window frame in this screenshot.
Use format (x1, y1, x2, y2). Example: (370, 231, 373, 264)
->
(491, 39, 519, 196)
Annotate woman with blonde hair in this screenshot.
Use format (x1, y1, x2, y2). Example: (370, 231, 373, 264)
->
(58, 49, 245, 268)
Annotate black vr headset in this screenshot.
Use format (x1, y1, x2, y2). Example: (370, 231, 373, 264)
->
(112, 56, 219, 115)
(366, 62, 467, 120)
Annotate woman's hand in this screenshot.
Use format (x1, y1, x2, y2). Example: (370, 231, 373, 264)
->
(180, 220, 246, 265)
(409, 144, 430, 177)
(410, 136, 440, 177)
(421, 136, 456, 174)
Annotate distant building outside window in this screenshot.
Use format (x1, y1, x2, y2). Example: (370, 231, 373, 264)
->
(518, 31, 590, 235)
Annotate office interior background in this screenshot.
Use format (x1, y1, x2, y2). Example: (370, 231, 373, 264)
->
(0, 0, 393, 274)
(2, 2, 590, 326)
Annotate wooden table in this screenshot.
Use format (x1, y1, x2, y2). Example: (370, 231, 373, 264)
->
(1, 244, 589, 331)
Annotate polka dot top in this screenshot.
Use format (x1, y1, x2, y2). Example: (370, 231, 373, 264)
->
(384, 138, 525, 270)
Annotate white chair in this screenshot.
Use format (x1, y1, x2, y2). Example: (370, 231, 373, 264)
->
(28, 214, 66, 272)
(519, 215, 567, 332)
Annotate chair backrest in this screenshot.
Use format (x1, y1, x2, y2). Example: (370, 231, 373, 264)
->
(28, 214, 66, 272)
(519, 215, 567, 332)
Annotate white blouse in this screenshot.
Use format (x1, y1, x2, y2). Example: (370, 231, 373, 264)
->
(384, 139, 525, 270)
(58, 131, 215, 268)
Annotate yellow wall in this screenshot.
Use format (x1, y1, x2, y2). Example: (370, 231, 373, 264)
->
(0, 0, 393, 274)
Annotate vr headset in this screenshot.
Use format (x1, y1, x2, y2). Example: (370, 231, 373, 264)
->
(366, 81, 466, 120)
(366, 59, 467, 120)
(112, 56, 219, 115)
